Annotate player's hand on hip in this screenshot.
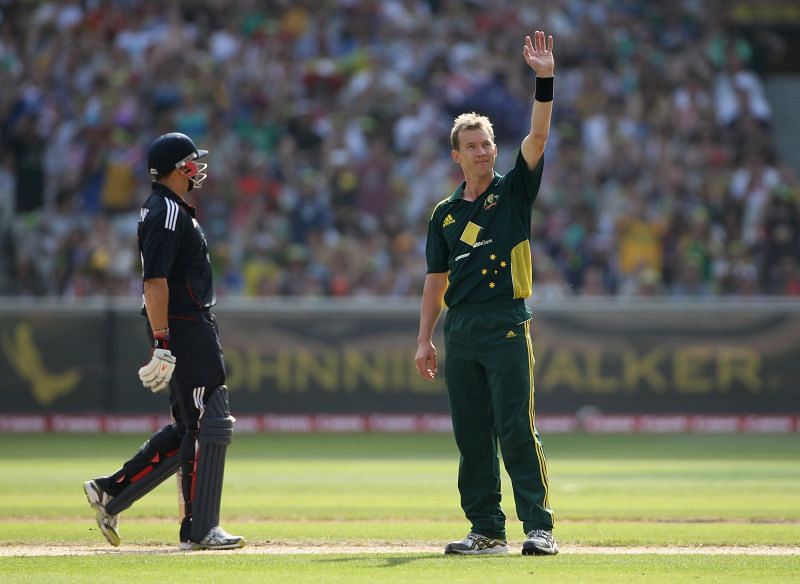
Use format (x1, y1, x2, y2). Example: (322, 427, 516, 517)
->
(415, 341, 438, 381)
(138, 348, 176, 393)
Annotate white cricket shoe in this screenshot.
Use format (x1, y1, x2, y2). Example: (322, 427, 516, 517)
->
(83, 480, 121, 547)
(522, 529, 558, 555)
(444, 532, 509, 555)
(180, 526, 246, 550)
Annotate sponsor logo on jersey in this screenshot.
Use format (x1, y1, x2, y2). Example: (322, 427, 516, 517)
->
(505, 330, 517, 338)
(455, 252, 470, 262)
(483, 193, 499, 210)
(139, 208, 149, 223)
(443, 214, 455, 228)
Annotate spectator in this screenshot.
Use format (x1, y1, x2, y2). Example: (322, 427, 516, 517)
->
(0, 0, 795, 300)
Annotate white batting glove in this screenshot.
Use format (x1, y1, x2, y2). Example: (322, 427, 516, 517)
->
(138, 348, 176, 393)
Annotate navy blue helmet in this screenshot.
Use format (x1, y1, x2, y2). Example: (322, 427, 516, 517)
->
(147, 132, 208, 190)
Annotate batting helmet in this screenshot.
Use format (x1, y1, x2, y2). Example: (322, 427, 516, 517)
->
(147, 132, 209, 190)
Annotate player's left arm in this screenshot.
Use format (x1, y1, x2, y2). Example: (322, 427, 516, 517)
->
(520, 31, 555, 169)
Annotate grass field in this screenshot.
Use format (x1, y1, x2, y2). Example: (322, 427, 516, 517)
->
(1, 432, 799, 582)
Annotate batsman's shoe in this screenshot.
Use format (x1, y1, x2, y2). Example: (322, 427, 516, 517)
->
(522, 529, 558, 556)
(444, 532, 509, 555)
(83, 480, 121, 547)
(180, 526, 246, 550)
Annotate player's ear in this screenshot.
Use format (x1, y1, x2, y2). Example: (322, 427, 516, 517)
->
(451, 149, 460, 164)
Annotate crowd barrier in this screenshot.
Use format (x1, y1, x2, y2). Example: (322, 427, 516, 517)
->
(2, 298, 799, 432)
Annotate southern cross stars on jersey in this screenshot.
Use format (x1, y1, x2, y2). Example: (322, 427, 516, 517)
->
(138, 183, 215, 315)
(426, 151, 544, 308)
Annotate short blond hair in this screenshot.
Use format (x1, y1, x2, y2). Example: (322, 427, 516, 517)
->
(450, 112, 495, 150)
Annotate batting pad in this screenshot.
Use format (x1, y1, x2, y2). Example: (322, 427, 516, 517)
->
(190, 386, 234, 541)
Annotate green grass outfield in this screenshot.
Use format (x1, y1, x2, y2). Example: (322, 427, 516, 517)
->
(1, 432, 799, 582)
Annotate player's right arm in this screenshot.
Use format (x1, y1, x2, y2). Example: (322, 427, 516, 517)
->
(139, 198, 181, 328)
(417, 197, 451, 381)
(143, 278, 169, 333)
(137, 199, 180, 392)
(415, 271, 448, 381)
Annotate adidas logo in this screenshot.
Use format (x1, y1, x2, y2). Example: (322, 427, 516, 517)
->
(443, 214, 455, 227)
(505, 330, 516, 338)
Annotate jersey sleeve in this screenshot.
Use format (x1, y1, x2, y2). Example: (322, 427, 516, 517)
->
(504, 149, 545, 206)
(425, 206, 449, 274)
(140, 202, 182, 280)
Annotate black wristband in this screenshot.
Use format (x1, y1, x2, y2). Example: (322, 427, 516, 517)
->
(535, 76, 554, 102)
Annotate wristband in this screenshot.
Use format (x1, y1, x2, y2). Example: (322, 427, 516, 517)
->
(153, 329, 170, 350)
(535, 76, 554, 102)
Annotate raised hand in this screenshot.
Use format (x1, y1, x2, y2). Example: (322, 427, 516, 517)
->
(523, 31, 555, 77)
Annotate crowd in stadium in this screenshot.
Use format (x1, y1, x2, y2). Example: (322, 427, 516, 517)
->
(1, 0, 798, 299)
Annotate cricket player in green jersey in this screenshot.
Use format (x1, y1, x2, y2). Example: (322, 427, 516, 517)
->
(415, 31, 557, 556)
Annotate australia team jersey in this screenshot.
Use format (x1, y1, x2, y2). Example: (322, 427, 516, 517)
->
(426, 151, 544, 308)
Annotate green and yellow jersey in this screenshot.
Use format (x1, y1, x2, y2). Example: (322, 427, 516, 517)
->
(426, 151, 544, 308)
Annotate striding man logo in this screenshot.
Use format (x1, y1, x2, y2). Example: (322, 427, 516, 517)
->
(2, 323, 80, 406)
(483, 193, 499, 210)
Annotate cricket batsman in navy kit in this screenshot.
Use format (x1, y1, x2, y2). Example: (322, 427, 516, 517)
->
(83, 132, 245, 550)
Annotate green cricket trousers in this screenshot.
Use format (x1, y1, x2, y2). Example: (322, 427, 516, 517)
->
(444, 299, 554, 539)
